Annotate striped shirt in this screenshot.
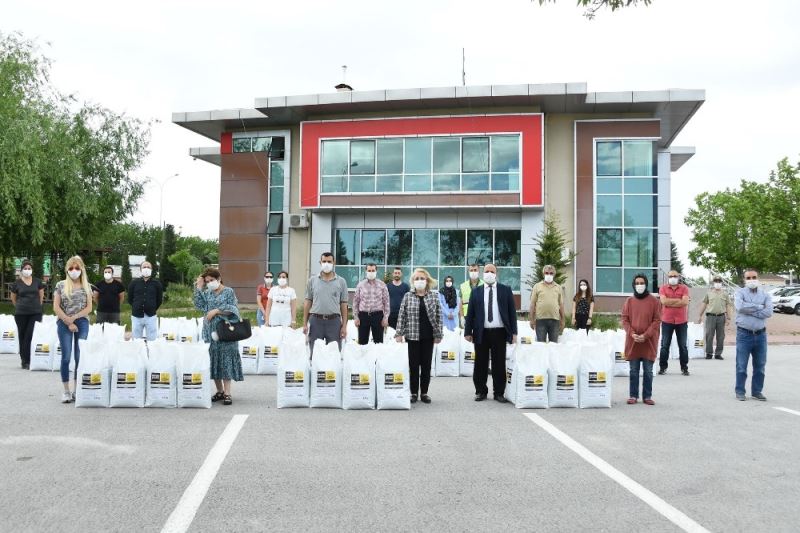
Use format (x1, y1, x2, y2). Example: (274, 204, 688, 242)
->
(352, 278, 390, 316)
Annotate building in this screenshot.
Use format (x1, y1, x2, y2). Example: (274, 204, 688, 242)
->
(173, 82, 703, 311)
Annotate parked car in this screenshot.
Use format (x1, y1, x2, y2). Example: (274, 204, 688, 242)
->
(774, 291, 800, 315)
(769, 285, 800, 299)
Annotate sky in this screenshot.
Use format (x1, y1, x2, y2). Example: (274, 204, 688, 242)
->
(4, 0, 799, 276)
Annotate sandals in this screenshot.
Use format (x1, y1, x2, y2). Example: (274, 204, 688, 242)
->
(211, 391, 225, 402)
(223, 394, 232, 405)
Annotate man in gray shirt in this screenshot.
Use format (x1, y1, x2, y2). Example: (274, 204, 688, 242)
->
(734, 269, 772, 401)
(303, 252, 349, 356)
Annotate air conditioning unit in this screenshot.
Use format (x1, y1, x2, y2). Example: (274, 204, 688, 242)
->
(288, 213, 309, 229)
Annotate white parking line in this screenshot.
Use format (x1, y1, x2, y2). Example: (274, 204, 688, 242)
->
(773, 407, 800, 417)
(161, 414, 249, 533)
(524, 413, 710, 533)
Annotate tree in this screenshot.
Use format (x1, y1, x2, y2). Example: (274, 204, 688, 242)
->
(0, 33, 149, 257)
(670, 240, 684, 274)
(537, 0, 652, 19)
(121, 253, 132, 288)
(525, 211, 577, 288)
(169, 248, 203, 286)
(160, 224, 179, 288)
(768, 158, 800, 275)
(145, 239, 159, 279)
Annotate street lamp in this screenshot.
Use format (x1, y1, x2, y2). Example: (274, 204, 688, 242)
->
(157, 173, 180, 279)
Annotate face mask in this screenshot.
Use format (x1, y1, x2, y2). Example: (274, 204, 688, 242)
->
(104, 272, 113, 281)
(544, 274, 554, 283)
(366, 271, 376, 280)
(745, 280, 759, 290)
(713, 282, 722, 290)
(635, 284, 646, 294)
(68, 269, 81, 280)
(320, 262, 333, 273)
(668, 277, 679, 286)
(278, 277, 288, 287)
(469, 271, 479, 280)
(264, 277, 272, 285)
(579, 284, 587, 291)
(141, 268, 152, 278)
(413, 279, 426, 290)
(207, 280, 220, 291)
(21, 269, 32, 278)
(445, 281, 453, 288)
(483, 272, 496, 285)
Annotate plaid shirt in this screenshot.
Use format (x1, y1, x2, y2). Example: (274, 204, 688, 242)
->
(395, 290, 443, 341)
(352, 278, 390, 316)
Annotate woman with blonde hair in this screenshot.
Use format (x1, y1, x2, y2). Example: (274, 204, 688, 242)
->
(53, 256, 93, 403)
(395, 268, 443, 404)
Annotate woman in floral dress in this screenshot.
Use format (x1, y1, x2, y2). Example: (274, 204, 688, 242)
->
(194, 267, 243, 405)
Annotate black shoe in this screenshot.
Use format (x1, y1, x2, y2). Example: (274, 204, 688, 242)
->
(657, 369, 666, 375)
(736, 393, 746, 401)
(494, 394, 509, 404)
(705, 355, 713, 359)
(752, 393, 767, 401)
(410, 394, 418, 403)
(715, 355, 724, 360)
(211, 391, 225, 402)
(420, 394, 431, 404)
(682, 368, 690, 376)
(474, 393, 487, 402)
(21, 363, 30, 370)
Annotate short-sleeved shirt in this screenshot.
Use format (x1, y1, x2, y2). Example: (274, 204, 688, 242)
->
(268, 286, 297, 312)
(659, 284, 689, 324)
(258, 284, 270, 307)
(532, 282, 563, 320)
(55, 280, 88, 316)
(387, 281, 410, 314)
(94, 280, 125, 313)
(702, 289, 729, 315)
(305, 274, 349, 316)
(11, 278, 44, 315)
(575, 295, 593, 316)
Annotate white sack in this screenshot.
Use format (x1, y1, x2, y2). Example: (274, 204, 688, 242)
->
(258, 326, 283, 375)
(88, 323, 104, 340)
(239, 329, 262, 375)
(514, 342, 550, 409)
(687, 323, 706, 359)
(177, 318, 198, 344)
(459, 336, 475, 377)
(74, 338, 111, 408)
(109, 341, 148, 408)
(177, 343, 212, 408)
(503, 342, 518, 402)
(611, 329, 629, 377)
(342, 344, 376, 410)
(160, 317, 178, 342)
(547, 343, 580, 408)
(376, 343, 411, 410)
(0, 314, 18, 353)
(101, 323, 126, 343)
(310, 341, 342, 408)
(145, 341, 179, 408)
(29, 321, 55, 371)
(579, 342, 613, 409)
(276, 337, 310, 408)
(435, 330, 460, 377)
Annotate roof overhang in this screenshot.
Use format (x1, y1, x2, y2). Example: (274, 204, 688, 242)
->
(670, 146, 696, 171)
(189, 146, 221, 165)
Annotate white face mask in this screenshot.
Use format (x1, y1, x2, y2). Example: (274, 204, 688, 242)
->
(713, 282, 722, 289)
(469, 271, 479, 280)
(668, 277, 679, 286)
(207, 280, 220, 291)
(544, 274, 554, 283)
(745, 279, 759, 290)
(264, 277, 273, 285)
(21, 269, 32, 278)
(366, 271, 376, 280)
(579, 284, 587, 291)
(104, 272, 113, 281)
(277, 277, 288, 287)
(413, 279, 426, 290)
(635, 284, 646, 294)
(483, 272, 496, 285)
(141, 267, 152, 278)
(320, 262, 334, 273)
(68, 269, 81, 280)
(445, 281, 453, 288)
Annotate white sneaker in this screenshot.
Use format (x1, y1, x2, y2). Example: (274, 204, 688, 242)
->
(61, 391, 72, 403)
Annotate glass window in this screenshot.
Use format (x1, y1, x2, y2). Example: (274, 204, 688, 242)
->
(417, 267, 439, 284)
(376, 175, 402, 192)
(596, 195, 622, 226)
(361, 230, 386, 265)
(377, 139, 403, 174)
(624, 178, 657, 194)
(335, 230, 359, 265)
(404, 175, 431, 192)
(597, 178, 621, 194)
(267, 213, 282, 235)
(413, 229, 438, 265)
(494, 230, 520, 266)
(432, 138, 460, 173)
(269, 187, 284, 212)
(497, 267, 521, 291)
(270, 162, 284, 187)
(253, 137, 271, 152)
(462, 173, 489, 191)
(321, 176, 347, 193)
(597, 229, 622, 267)
(467, 230, 493, 265)
(624, 269, 658, 293)
(404, 138, 431, 174)
(439, 266, 466, 288)
(350, 140, 375, 175)
(349, 175, 375, 193)
(491, 136, 520, 172)
(268, 263, 282, 277)
(335, 266, 360, 288)
(624, 141, 654, 176)
(232, 138, 252, 153)
(386, 230, 412, 266)
(624, 229, 657, 267)
(439, 230, 465, 265)
(432, 174, 460, 192)
(268, 238, 283, 262)
(624, 196, 656, 227)
(462, 137, 489, 172)
(321, 140, 349, 176)
(596, 268, 622, 293)
(491, 173, 519, 191)
(597, 141, 621, 176)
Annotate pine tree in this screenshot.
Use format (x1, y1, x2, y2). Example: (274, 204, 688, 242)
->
(526, 211, 577, 288)
(121, 253, 132, 288)
(160, 224, 179, 289)
(670, 240, 684, 273)
(145, 239, 159, 279)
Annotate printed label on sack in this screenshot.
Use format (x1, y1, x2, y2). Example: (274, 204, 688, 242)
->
(284, 370, 304, 386)
(81, 373, 102, 389)
(350, 373, 370, 390)
(525, 374, 545, 391)
(440, 350, 456, 361)
(2, 331, 15, 340)
(556, 374, 575, 391)
(520, 336, 534, 344)
(588, 371, 607, 387)
(241, 345, 258, 358)
(150, 371, 172, 388)
(506, 369, 513, 385)
(182, 372, 203, 389)
(116, 372, 138, 388)
(614, 351, 625, 361)
(316, 370, 336, 387)
(694, 339, 704, 348)
(263, 346, 279, 358)
(384, 372, 404, 389)
(463, 351, 474, 362)
(162, 333, 176, 341)
(180, 335, 193, 343)
(35, 343, 50, 354)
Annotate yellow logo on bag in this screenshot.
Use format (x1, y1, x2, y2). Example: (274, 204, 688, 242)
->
(243, 346, 258, 355)
(2, 331, 15, 340)
(359, 373, 370, 384)
(265, 346, 279, 355)
(36, 343, 50, 353)
(181, 336, 193, 343)
(442, 351, 456, 360)
(615, 351, 624, 361)
(160, 372, 171, 383)
(191, 373, 202, 384)
(597, 372, 606, 382)
(534, 375, 543, 385)
(325, 371, 336, 381)
(125, 372, 137, 383)
(392, 373, 403, 383)
(90, 373, 101, 385)
(520, 336, 533, 344)
(564, 375, 574, 385)
(295, 371, 304, 380)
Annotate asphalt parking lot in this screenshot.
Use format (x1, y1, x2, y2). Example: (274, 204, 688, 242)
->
(1, 345, 798, 533)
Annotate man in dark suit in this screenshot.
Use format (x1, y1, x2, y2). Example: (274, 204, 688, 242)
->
(464, 263, 518, 403)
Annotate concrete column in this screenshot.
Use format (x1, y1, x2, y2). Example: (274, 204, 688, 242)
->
(657, 150, 672, 285)
(520, 210, 545, 307)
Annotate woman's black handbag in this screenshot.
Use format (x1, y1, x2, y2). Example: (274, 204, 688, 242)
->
(215, 318, 252, 342)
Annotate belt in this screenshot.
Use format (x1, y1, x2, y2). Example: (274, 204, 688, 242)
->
(358, 310, 384, 316)
(310, 313, 340, 320)
(738, 326, 765, 335)
(706, 313, 725, 316)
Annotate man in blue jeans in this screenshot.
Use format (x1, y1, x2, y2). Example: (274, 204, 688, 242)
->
(734, 269, 772, 401)
(658, 270, 690, 376)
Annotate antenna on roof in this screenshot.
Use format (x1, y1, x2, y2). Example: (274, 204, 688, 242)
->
(335, 65, 353, 92)
(462, 48, 466, 86)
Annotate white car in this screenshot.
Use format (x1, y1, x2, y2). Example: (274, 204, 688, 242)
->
(774, 290, 800, 315)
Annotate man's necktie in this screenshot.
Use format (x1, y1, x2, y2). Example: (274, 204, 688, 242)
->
(488, 285, 494, 322)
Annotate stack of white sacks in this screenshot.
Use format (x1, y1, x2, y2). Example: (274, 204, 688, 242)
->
(0, 314, 20, 354)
